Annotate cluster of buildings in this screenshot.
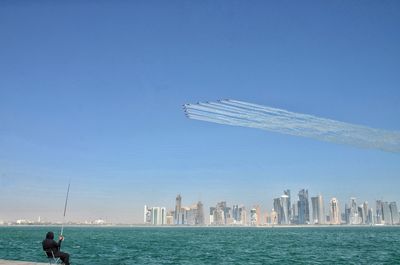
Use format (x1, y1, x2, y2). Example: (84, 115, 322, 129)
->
(144, 195, 205, 225)
(145, 191, 400, 226)
(0, 217, 110, 226)
(270, 190, 399, 226)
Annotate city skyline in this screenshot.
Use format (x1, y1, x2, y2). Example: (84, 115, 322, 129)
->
(1, 1, 400, 224)
(141, 191, 400, 226)
(3, 186, 399, 226)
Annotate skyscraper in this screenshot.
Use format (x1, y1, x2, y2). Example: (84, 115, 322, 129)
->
(280, 195, 290, 225)
(283, 189, 291, 222)
(329, 198, 341, 225)
(298, 189, 310, 225)
(362, 202, 369, 225)
(291, 203, 298, 224)
(240, 206, 247, 225)
(144, 205, 151, 224)
(311, 194, 325, 224)
(358, 206, 365, 225)
(344, 203, 351, 224)
(376, 200, 384, 224)
(270, 209, 278, 225)
(218, 201, 228, 225)
(255, 205, 261, 226)
(382, 202, 392, 225)
(349, 198, 360, 225)
(151, 207, 167, 225)
(175, 194, 182, 225)
(367, 208, 374, 225)
(209, 207, 216, 225)
(195, 201, 205, 225)
(273, 197, 282, 224)
(389, 202, 399, 225)
(210, 201, 228, 225)
(250, 207, 258, 226)
(232, 205, 239, 222)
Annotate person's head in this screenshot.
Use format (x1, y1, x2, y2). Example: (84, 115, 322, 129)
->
(46, 231, 54, 240)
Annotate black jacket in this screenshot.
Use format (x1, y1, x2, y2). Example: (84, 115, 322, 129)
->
(42, 232, 62, 257)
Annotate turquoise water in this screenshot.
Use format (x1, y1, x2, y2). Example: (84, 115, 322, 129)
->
(1, 226, 400, 264)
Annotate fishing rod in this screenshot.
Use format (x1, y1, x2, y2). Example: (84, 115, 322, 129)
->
(60, 180, 71, 236)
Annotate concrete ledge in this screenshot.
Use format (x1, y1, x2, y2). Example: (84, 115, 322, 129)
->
(0, 260, 48, 265)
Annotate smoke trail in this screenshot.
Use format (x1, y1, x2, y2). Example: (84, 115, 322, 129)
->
(183, 100, 400, 153)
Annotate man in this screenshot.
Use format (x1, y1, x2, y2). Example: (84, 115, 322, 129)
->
(42, 231, 70, 265)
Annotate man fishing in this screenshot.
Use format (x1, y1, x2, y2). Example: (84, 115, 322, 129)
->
(42, 231, 70, 265)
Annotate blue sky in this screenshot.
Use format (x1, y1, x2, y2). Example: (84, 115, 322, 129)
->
(1, 1, 399, 223)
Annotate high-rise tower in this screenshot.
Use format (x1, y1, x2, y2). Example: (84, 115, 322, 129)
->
(329, 198, 341, 225)
(195, 201, 205, 225)
(280, 195, 290, 225)
(283, 189, 291, 222)
(298, 189, 310, 225)
(376, 200, 384, 224)
(311, 194, 325, 224)
(175, 194, 182, 225)
(349, 198, 359, 224)
(382, 202, 392, 225)
(389, 202, 399, 225)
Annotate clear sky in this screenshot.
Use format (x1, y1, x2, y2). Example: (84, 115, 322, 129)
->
(1, 0, 399, 224)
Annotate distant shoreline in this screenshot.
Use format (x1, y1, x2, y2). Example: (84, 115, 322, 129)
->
(1, 224, 399, 228)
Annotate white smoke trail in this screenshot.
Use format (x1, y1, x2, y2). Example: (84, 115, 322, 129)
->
(183, 99, 400, 153)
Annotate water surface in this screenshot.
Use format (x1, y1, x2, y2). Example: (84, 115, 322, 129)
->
(0, 226, 399, 264)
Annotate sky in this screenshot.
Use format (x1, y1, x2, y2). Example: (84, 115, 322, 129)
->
(0, 0, 399, 224)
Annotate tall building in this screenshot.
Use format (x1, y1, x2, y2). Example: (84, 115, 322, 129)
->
(209, 207, 216, 225)
(311, 194, 325, 224)
(329, 198, 341, 225)
(218, 201, 229, 224)
(144, 206, 167, 225)
(232, 205, 239, 222)
(376, 200, 384, 224)
(213, 208, 224, 225)
(166, 212, 174, 225)
(344, 204, 351, 224)
(283, 189, 291, 222)
(144, 205, 152, 224)
(255, 205, 261, 226)
(229, 204, 246, 225)
(291, 203, 299, 224)
(174, 194, 182, 225)
(270, 209, 278, 225)
(247, 205, 262, 226)
(151, 207, 167, 225)
(367, 208, 374, 225)
(210, 202, 229, 225)
(240, 206, 247, 225)
(298, 189, 310, 225)
(195, 201, 205, 225)
(358, 206, 365, 225)
(362, 202, 369, 225)
(382, 202, 392, 225)
(184, 206, 195, 225)
(349, 198, 360, 225)
(250, 207, 258, 226)
(389, 202, 399, 225)
(280, 195, 290, 225)
(273, 197, 282, 224)
(263, 211, 269, 225)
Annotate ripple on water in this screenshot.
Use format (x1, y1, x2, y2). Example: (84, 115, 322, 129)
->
(0, 226, 400, 264)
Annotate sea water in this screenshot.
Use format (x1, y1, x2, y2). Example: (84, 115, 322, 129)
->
(0, 226, 399, 264)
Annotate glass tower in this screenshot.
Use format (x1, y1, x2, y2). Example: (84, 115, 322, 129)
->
(298, 189, 310, 225)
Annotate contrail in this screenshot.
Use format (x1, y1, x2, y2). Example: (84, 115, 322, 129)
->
(183, 99, 400, 153)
